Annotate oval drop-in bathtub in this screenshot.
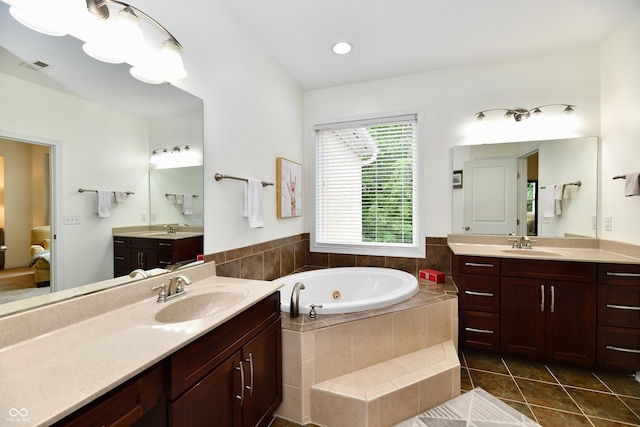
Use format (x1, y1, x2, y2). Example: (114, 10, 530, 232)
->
(277, 267, 419, 315)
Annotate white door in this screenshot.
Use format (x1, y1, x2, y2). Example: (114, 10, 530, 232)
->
(462, 158, 517, 235)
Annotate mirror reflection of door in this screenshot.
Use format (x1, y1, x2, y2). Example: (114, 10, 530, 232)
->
(0, 138, 53, 304)
(524, 152, 539, 236)
(462, 158, 517, 235)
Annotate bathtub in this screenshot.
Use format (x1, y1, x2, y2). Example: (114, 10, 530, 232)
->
(277, 267, 419, 315)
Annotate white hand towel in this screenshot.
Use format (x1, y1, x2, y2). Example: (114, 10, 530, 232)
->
(553, 184, 563, 215)
(175, 194, 184, 204)
(95, 190, 111, 218)
(625, 172, 640, 197)
(114, 191, 127, 203)
(244, 178, 264, 228)
(543, 185, 556, 218)
(182, 194, 193, 215)
(562, 185, 571, 199)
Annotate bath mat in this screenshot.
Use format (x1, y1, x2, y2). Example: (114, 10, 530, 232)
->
(394, 387, 541, 426)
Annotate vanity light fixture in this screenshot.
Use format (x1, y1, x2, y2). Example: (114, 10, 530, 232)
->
(150, 145, 198, 169)
(332, 41, 353, 55)
(8, 0, 187, 84)
(475, 104, 576, 122)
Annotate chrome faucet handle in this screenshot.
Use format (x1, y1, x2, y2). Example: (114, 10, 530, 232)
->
(308, 304, 323, 319)
(507, 237, 520, 248)
(151, 283, 168, 302)
(170, 275, 192, 294)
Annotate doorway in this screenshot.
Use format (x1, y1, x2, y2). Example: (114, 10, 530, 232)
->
(0, 136, 55, 304)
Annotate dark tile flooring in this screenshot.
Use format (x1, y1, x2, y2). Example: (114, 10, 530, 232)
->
(269, 351, 640, 427)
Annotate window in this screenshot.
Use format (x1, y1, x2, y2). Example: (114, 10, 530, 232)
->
(312, 114, 423, 257)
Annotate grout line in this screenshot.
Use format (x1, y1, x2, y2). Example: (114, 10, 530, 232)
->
(545, 366, 596, 426)
(501, 356, 540, 425)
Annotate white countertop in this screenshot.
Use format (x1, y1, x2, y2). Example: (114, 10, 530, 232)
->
(0, 273, 282, 426)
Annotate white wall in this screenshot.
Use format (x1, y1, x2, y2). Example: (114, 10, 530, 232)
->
(0, 73, 150, 288)
(600, 10, 640, 244)
(162, 0, 305, 253)
(304, 47, 601, 238)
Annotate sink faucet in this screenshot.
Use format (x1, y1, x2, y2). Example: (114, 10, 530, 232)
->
(129, 269, 148, 279)
(152, 274, 192, 302)
(289, 282, 305, 318)
(508, 235, 536, 249)
(163, 224, 179, 234)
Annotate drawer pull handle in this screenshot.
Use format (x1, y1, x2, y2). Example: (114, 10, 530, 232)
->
(464, 290, 494, 297)
(606, 345, 640, 354)
(550, 285, 555, 314)
(114, 240, 125, 244)
(235, 360, 245, 405)
(607, 272, 640, 278)
(540, 285, 545, 312)
(159, 243, 172, 247)
(464, 262, 494, 268)
(465, 327, 494, 334)
(114, 256, 125, 260)
(606, 304, 640, 311)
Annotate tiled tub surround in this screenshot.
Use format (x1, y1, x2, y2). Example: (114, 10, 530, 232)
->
(275, 279, 460, 426)
(0, 262, 283, 426)
(208, 234, 452, 281)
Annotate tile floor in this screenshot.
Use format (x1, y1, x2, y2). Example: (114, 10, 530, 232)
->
(269, 350, 640, 427)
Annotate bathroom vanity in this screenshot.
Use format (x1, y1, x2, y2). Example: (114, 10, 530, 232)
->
(0, 264, 282, 427)
(450, 235, 640, 371)
(113, 229, 203, 277)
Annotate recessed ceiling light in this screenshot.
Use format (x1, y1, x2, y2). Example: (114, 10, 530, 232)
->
(332, 41, 352, 55)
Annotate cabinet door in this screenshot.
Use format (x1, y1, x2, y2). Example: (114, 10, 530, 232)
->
(169, 351, 243, 427)
(242, 319, 283, 427)
(545, 280, 596, 366)
(501, 277, 545, 358)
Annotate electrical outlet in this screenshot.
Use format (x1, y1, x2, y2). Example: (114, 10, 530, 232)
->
(63, 215, 80, 225)
(591, 215, 597, 230)
(140, 213, 148, 222)
(605, 216, 613, 231)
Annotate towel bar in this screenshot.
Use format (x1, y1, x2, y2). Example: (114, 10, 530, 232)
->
(214, 173, 273, 187)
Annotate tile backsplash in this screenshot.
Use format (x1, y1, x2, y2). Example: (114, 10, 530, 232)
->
(206, 234, 451, 280)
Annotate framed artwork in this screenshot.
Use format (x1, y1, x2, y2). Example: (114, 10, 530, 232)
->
(277, 157, 302, 218)
(453, 170, 463, 188)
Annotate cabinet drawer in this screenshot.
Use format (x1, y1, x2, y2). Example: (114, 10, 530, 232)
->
(127, 238, 158, 250)
(598, 284, 640, 328)
(170, 292, 280, 399)
(502, 259, 596, 282)
(598, 264, 640, 286)
(460, 311, 500, 351)
(457, 275, 499, 312)
(597, 325, 640, 371)
(458, 256, 500, 276)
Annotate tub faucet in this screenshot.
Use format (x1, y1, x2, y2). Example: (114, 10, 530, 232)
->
(129, 269, 148, 279)
(290, 282, 306, 318)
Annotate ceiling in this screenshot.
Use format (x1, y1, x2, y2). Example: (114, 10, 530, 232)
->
(217, 0, 640, 90)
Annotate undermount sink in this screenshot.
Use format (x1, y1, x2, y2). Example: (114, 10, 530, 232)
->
(132, 286, 249, 324)
(501, 249, 564, 257)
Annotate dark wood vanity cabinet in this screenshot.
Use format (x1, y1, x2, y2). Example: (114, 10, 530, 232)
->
(597, 263, 640, 371)
(113, 235, 203, 277)
(53, 362, 167, 427)
(54, 292, 282, 427)
(168, 291, 282, 427)
(454, 256, 501, 352)
(500, 259, 597, 366)
(454, 255, 598, 367)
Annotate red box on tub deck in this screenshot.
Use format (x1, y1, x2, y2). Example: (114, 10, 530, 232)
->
(419, 269, 445, 283)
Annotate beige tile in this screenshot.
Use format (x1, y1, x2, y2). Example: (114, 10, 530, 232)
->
(329, 382, 366, 400)
(365, 381, 398, 400)
(281, 329, 302, 387)
(301, 330, 314, 361)
(425, 300, 452, 347)
(395, 347, 442, 372)
(275, 383, 303, 422)
(391, 366, 437, 389)
(314, 323, 353, 383)
(379, 383, 420, 427)
(367, 399, 380, 427)
(353, 360, 408, 389)
(418, 370, 453, 412)
(311, 389, 367, 427)
(392, 307, 428, 356)
(352, 314, 393, 371)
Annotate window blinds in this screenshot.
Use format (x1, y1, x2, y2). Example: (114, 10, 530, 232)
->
(314, 114, 418, 251)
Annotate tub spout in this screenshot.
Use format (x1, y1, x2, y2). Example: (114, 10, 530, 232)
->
(290, 282, 306, 318)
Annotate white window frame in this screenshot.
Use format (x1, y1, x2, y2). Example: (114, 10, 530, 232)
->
(309, 111, 425, 258)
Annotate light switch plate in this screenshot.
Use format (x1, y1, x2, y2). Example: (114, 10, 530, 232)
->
(605, 216, 613, 231)
(63, 215, 80, 225)
(591, 215, 597, 230)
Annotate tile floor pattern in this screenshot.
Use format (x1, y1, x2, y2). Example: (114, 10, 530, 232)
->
(269, 350, 640, 427)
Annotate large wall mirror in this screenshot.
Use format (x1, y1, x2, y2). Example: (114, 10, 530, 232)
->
(452, 137, 598, 238)
(0, 1, 204, 315)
